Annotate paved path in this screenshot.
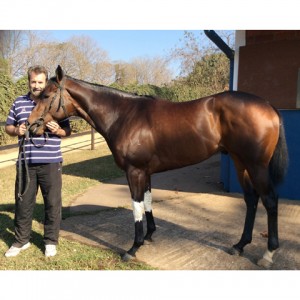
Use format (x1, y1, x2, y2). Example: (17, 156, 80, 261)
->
(60, 154, 300, 270)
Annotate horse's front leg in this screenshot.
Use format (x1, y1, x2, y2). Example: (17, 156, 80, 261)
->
(144, 176, 156, 243)
(122, 167, 147, 261)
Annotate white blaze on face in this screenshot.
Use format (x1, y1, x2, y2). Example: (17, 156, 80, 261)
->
(144, 190, 152, 212)
(132, 200, 144, 222)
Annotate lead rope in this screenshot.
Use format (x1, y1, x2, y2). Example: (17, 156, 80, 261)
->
(17, 125, 50, 200)
(17, 131, 30, 201)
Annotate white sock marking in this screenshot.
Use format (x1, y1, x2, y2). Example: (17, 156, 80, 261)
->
(132, 200, 144, 222)
(144, 190, 152, 212)
(263, 249, 275, 263)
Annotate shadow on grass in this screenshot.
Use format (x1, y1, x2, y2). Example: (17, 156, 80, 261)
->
(62, 153, 225, 195)
(62, 154, 124, 182)
(0, 203, 46, 251)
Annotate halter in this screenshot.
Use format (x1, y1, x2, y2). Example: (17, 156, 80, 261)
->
(48, 79, 69, 119)
(26, 79, 69, 138)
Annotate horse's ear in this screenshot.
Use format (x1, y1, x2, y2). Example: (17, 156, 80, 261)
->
(55, 65, 65, 83)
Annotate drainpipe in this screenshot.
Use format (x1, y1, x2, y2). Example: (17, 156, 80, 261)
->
(204, 30, 235, 91)
(204, 30, 235, 192)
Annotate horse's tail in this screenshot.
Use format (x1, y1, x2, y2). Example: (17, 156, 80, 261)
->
(269, 112, 289, 186)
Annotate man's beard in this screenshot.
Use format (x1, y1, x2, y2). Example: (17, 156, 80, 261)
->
(31, 89, 42, 97)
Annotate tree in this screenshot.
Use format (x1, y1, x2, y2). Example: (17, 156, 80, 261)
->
(2, 31, 174, 86)
(1, 31, 115, 84)
(114, 56, 172, 86)
(0, 73, 14, 119)
(169, 30, 234, 78)
(131, 56, 172, 86)
(0, 73, 28, 120)
(169, 31, 205, 77)
(0, 72, 28, 144)
(114, 62, 136, 85)
(60, 35, 115, 84)
(0, 30, 31, 77)
(167, 31, 233, 101)
(0, 57, 9, 75)
(185, 52, 230, 93)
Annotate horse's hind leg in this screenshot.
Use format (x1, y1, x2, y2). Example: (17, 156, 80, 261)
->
(255, 179, 279, 268)
(230, 189, 259, 256)
(229, 163, 259, 256)
(245, 166, 279, 268)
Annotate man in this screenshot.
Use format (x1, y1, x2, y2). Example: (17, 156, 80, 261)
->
(4, 65, 71, 257)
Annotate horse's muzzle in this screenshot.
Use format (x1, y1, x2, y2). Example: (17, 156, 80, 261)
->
(26, 118, 45, 136)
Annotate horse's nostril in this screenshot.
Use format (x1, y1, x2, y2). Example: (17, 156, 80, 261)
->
(28, 123, 37, 134)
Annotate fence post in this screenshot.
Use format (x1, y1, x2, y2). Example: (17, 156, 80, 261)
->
(91, 127, 95, 150)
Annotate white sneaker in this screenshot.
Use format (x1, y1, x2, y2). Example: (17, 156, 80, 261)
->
(5, 242, 31, 257)
(45, 244, 57, 257)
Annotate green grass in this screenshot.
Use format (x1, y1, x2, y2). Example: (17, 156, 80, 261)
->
(0, 143, 155, 270)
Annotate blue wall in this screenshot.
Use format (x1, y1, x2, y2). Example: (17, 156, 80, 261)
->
(221, 110, 300, 200)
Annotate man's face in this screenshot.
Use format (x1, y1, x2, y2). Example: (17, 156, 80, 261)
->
(28, 72, 47, 99)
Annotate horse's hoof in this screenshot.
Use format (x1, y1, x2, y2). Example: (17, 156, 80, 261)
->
(257, 257, 272, 269)
(257, 249, 275, 269)
(144, 238, 153, 245)
(122, 252, 135, 262)
(228, 246, 243, 256)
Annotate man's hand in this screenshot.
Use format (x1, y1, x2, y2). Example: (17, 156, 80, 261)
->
(46, 121, 61, 135)
(15, 123, 27, 136)
(5, 123, 27, 137)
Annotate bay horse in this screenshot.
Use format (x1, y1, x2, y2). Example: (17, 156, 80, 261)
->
(27, 65, 288, 268)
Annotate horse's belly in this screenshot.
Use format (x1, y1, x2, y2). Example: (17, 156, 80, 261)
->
(149, 146, 217, 174)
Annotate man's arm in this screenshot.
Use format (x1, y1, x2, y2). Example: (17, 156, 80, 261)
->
(5, 124, 26, 137)
(46, 121, 71, 137)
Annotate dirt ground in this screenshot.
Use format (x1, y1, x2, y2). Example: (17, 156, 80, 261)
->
(60, 154, 300, 270)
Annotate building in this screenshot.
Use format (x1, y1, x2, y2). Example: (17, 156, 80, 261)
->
(222, 30, 300, 200)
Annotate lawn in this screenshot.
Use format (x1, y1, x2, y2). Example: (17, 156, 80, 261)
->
(0, 142, 154, 270)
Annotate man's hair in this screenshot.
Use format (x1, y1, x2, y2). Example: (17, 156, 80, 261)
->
(27, 65, 49, 81)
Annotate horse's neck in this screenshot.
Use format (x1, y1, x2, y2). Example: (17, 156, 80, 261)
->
(67, 80, 124, 137)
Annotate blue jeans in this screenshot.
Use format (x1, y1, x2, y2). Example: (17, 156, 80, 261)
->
(13, 162, 62, 247)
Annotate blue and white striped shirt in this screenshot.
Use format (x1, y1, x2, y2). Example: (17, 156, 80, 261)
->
(6, 93, 70, 164)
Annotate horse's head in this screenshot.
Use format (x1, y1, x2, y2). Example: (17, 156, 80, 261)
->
(27, 65, 71, 136)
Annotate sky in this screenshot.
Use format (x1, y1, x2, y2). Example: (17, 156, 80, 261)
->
(40, 30, 213, 77)
(44, 30, 202, 62)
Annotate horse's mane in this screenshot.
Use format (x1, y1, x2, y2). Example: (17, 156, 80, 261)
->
(64, 75, 157, 100)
